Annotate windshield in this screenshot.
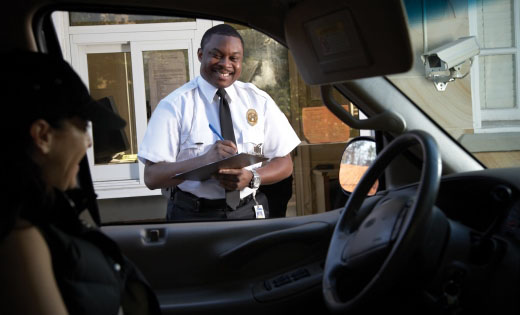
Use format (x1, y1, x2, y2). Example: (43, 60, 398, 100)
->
(387, 0, 520, 169)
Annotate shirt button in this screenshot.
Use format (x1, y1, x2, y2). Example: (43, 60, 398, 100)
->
(114, 263, 121, 272)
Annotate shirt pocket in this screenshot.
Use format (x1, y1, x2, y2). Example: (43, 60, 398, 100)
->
(241, 128, 265, 156)
(177, 132, 206, 162)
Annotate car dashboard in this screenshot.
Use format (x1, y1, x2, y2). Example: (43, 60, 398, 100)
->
(435, 168, 520, 241)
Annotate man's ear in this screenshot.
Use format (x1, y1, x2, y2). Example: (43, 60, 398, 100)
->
(30, 119, 53, 154)
(197, 48, 203, 62)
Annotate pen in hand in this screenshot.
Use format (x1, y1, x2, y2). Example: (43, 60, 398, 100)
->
(209, 123, 225, 141)
(209, 123, 238, 155)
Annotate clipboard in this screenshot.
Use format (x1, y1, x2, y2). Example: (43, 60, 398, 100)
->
(170, 153, 268, 181)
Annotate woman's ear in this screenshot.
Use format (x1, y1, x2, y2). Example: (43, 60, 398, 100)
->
(30, 119, 53, 154)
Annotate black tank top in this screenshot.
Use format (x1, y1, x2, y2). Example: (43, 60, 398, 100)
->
(34, 190, 161, 315)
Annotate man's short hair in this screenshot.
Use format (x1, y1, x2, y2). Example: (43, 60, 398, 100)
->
(200, 24, 244, 50)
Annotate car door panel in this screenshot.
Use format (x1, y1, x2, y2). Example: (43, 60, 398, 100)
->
(101, 210, 340, 314)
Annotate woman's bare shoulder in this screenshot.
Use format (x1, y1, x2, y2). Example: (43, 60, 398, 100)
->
(0, 218, 50, 264)
(0, 219, 68, 314)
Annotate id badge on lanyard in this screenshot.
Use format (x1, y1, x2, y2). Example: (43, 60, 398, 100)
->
(252, 190, 265, 219)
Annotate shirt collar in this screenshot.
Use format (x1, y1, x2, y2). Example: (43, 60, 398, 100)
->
(197, 76, 236, 104)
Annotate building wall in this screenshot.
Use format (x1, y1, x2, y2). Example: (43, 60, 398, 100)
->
(98, 195, 167, 223)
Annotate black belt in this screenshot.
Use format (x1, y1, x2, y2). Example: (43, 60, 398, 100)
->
(172, 189, 253, 212)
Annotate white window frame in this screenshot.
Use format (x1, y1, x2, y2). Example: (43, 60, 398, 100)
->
(54, 12, 219, 198)
(469, 0, 520, 133)
(75, 43, 137, 182)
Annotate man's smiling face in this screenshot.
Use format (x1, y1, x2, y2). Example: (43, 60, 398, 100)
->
(198, 34, 243, 89)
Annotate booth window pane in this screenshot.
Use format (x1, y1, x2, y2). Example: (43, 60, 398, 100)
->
(477, 0, 514, 49)
(143, 50, 190, 119)
(479, 54, 516, 109)
(87, 52, 138, 164)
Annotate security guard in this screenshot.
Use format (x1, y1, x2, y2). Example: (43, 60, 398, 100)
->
(138, 24, 300, 220)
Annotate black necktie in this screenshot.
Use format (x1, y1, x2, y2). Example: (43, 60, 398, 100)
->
(217, 88, 240, 210)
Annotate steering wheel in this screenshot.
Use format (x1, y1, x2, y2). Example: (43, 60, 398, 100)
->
(323, 130, 441, 313)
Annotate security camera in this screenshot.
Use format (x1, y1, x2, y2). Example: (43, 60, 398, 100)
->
(421, 36, 480, 91)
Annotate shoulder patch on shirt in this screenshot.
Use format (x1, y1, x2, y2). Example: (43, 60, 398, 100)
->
(162, 80, 198, 104)
(234, 81, 271, 101)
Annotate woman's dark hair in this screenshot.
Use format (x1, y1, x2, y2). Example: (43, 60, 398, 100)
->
(0, 54, 80, 240)
(0, 51, 125, 240)
(0, 113, 70, 240)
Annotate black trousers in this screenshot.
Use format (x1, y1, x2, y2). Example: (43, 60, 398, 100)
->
(167, 189, 269, 221)
(258, 175, 293, 218)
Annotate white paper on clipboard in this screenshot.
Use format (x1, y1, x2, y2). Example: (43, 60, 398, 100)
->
(170, 153, 267, 181)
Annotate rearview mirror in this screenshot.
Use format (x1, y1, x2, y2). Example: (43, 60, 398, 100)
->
(339, 137, 378, 195)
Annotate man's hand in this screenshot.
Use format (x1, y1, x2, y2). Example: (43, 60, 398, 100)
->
(143, 140, 238, 190)
(214, 154, 294, 192)
(216, 168, 253, 191)
(203, 140, 237, 164)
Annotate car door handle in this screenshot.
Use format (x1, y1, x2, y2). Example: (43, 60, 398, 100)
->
(143, 228, 166, 244)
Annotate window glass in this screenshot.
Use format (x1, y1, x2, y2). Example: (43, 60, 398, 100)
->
(57, 12, 361, 223)
(477, 0, 514, 48)
(87, 52, 138, 164)
(479, 54, 516, 110)
(143, 50, 190, 119)
(69, 12, 194, 26)
(388, 0, 520, 169)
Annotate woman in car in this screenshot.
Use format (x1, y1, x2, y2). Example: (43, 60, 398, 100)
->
(0, 52, 161, 315)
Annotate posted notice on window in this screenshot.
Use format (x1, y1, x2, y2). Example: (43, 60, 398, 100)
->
(148, 50, 188, 113)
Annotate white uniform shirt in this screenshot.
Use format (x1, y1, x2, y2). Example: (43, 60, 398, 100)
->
(138, 76, 301, 200)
